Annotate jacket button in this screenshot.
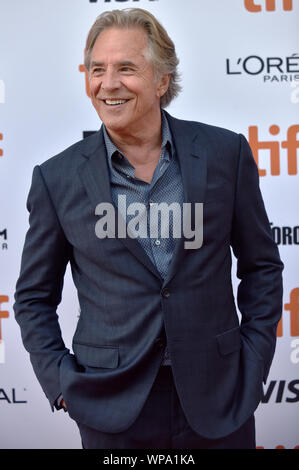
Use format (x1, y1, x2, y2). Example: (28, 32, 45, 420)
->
(161, 288, 170, 298)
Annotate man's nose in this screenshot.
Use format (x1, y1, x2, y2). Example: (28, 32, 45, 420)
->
(101, 69, 121, 91)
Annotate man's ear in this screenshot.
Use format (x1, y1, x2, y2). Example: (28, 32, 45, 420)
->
(157, 74, 171, 97)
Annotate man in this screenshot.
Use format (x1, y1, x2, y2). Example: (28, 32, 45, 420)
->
(14, 8, 283, 449)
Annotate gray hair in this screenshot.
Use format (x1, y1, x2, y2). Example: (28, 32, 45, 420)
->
(84, 8, 181, 108)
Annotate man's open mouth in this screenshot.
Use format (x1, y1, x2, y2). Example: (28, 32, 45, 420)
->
(104, 99, 129, 106)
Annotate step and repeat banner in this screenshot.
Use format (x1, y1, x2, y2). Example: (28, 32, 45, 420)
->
(0, 0, 298, 449)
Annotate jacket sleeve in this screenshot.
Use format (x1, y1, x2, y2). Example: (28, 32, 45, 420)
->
(14, 165, 71, 410)
(230, 134, 284, 384)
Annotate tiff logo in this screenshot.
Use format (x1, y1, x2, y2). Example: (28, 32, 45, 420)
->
(276, 288, 299, 365)
(0, 295, 9, 364)
(277, 288, 299, 338)
(244, 0, 293, 11)
(257, 445, 299, 449)
(248, 125, 299, 176)
(0, 133, 3, 157)
(79, 65, 91, 98)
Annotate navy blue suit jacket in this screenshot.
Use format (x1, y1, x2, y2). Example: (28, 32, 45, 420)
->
(14, 112, 283, 439)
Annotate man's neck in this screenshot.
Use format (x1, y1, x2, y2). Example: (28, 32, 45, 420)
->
(105, 110, 163, 166)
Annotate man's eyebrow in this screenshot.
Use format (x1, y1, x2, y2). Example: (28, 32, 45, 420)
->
(118, 61, 137, 67)
(90, 61, 105, 68)
(90, 60, 137, 68)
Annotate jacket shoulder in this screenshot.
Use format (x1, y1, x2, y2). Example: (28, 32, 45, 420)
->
(168, 113, 240, 142)
(39, 130, 101, 175)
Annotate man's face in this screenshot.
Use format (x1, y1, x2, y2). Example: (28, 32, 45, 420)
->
(88, 27, 169, 137)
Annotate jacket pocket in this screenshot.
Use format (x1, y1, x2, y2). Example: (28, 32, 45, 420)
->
(72, 342, 119, 369)
(216, 326, 241, 356)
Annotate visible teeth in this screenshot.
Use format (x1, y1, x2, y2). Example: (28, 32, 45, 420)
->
(105, 99, 127, 105)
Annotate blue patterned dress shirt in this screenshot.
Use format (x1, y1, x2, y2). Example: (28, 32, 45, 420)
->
(103, 110, 184, 365)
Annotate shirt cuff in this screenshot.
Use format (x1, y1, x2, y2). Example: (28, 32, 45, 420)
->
(54, 393, 67, 412)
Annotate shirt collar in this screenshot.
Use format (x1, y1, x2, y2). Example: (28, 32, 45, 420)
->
(103, 109, 174, 167)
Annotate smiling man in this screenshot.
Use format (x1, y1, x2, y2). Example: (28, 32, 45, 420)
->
(87, 22, 172, 184)
(14, 8, 283, 449)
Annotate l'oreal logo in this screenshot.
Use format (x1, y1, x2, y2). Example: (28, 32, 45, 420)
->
(226, 54, 299, 83)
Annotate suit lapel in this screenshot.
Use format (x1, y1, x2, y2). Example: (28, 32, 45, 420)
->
(166, 112, 208, 206)
(78, 130, 113, 209)
(78, 129, 162, 281)
(77, 114, 208, 286)
(163, 113, 208, 286)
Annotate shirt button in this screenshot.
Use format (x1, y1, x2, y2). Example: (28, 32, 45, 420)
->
(161, 288, 170, 298)
(155, 240, 161, 246)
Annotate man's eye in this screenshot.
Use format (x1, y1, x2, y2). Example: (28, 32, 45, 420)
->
(93, 68, 104, 74)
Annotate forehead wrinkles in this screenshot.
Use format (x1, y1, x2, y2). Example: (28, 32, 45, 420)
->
(91, 28, 151, 65)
